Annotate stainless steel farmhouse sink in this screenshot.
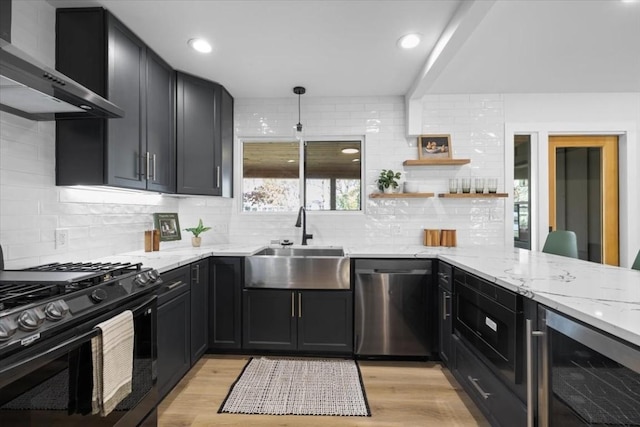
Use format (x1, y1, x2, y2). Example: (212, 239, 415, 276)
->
(245, 246, 350, 289)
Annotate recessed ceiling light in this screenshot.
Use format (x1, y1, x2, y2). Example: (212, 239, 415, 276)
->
(287, 159, 296, 163)
(341, 148, 359, 154)
(397, 33, 421, 49)
(188, 38, 212, 53)
(352, 158, 360, 162)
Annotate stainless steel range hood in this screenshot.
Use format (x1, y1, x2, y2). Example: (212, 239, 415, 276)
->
(0, 38, 123, 121)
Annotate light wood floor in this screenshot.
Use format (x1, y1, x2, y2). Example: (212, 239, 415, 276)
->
(158, 355, 489, 426)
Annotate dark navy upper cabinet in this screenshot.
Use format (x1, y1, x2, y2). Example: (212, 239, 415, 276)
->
(176, 72, 233, 197)
(0, 0, 11, 42)
(55, 8, 175, 193)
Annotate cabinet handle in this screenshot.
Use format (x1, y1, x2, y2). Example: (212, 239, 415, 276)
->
(442, 293, 451, 320)
(152, 154, 157, 182)
(216, 166, 221, 188)
(437, 272, 449, 280)
(467, 376, 491, 399)
(526, 319, 545, 427)
(166, 280, 183, 290)
(193, 264, 200, 284)
(145, 151, 151, 179)
(291, 292, 295, 317)
(298, 293, 302, 318)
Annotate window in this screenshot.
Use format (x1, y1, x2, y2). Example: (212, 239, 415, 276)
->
(242, 139, 362, 212)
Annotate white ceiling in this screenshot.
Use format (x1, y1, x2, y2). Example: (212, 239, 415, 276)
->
(46, 0, 640, 99)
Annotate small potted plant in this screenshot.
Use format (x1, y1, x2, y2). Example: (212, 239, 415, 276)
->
(184, 219, 211, 247)
(376, 169, 402, 194)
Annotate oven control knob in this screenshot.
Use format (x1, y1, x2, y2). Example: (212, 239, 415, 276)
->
(0, 317, 18, 341)
(44, 300, 69, 321)
(148, 269, 160, 282)
(133, 272, 151, 287)
(17, 308, 46, 331)
(90, 289, 108, 303)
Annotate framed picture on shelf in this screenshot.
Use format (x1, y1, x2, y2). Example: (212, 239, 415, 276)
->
(153, 213, 182, 241)
(418, 134, 452, 159)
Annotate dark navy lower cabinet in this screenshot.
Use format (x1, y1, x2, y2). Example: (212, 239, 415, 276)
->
(297, 290, 353, 353)
(242, 289, 297, 351)
(452, 335, 526, 427)
(209, 257, 243, 350)
(243, 289, 353, 353)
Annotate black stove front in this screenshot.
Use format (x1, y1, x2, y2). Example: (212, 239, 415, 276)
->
(0, 261, 160, 427)
(0, 262, 160, 357)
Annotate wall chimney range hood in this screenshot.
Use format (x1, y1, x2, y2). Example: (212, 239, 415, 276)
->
(0, 39, 123, 121)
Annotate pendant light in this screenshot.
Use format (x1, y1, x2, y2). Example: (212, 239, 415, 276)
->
(293, 86, 306, 140)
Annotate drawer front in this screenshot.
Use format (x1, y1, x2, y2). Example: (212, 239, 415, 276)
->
(158, 265, 190, 305)
(453, 336, 526, 427)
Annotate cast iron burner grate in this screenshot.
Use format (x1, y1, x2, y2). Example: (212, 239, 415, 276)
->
(0, 282, 61, 310)
(24, 262, 141, 275)
(0, 262, 142, 311)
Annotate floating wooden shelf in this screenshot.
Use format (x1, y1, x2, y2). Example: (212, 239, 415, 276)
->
(403, 158, 471, 166)
(438, 193, 508, 198)
(370, 192, 435, 199)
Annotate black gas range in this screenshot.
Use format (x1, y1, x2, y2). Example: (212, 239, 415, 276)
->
(0, 261, 161, 358)
(0, 261, 161, 426)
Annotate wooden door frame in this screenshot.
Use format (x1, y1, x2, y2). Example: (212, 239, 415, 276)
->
(549, 136, 619, 265)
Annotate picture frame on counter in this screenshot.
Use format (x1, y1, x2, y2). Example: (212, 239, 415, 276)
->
(153, 213, 182, 241)
(418, 134, 452, 159)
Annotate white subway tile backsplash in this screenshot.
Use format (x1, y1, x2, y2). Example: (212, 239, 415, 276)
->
(0, 2, 514, 267)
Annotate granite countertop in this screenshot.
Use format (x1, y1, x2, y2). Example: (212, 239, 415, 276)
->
(94, 243, 640, 348)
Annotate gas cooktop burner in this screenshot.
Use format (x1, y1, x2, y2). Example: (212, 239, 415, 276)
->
(0, 262, 144, 311)
(24, 261, 142, 274)
(0, 261, 161, 355)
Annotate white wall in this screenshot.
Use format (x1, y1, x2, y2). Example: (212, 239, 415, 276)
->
(228, 94, 508, 248)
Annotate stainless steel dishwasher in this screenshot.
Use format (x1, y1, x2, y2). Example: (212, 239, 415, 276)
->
(354, 259, 434, 357)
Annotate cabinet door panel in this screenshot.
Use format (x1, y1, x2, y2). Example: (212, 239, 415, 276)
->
(298, 291, 353, 353)
(176, 73, 218, 195)
(243, 290, 296, 351)
(209, 258, 242, 350)
(106, 17, 146, 189)
(146, 50, 175, 193)
(190, 261, 209, 364)
(157, 291, 190, 399)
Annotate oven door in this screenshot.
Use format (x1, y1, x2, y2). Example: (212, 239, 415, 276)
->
(0, 294, 157, 427)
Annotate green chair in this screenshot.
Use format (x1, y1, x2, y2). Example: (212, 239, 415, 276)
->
(632, 250, 640, 271)
(542, 230, 578, 259)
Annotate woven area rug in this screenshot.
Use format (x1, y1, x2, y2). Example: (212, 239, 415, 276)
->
(218, 357, 371, 416)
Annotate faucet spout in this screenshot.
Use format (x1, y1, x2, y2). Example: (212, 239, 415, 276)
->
(295, 206, 313, 245)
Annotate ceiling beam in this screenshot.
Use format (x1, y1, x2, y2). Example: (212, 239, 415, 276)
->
(405, 0, 496, 136)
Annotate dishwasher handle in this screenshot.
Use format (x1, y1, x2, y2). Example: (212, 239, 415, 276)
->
(357, 269, 430, 275)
